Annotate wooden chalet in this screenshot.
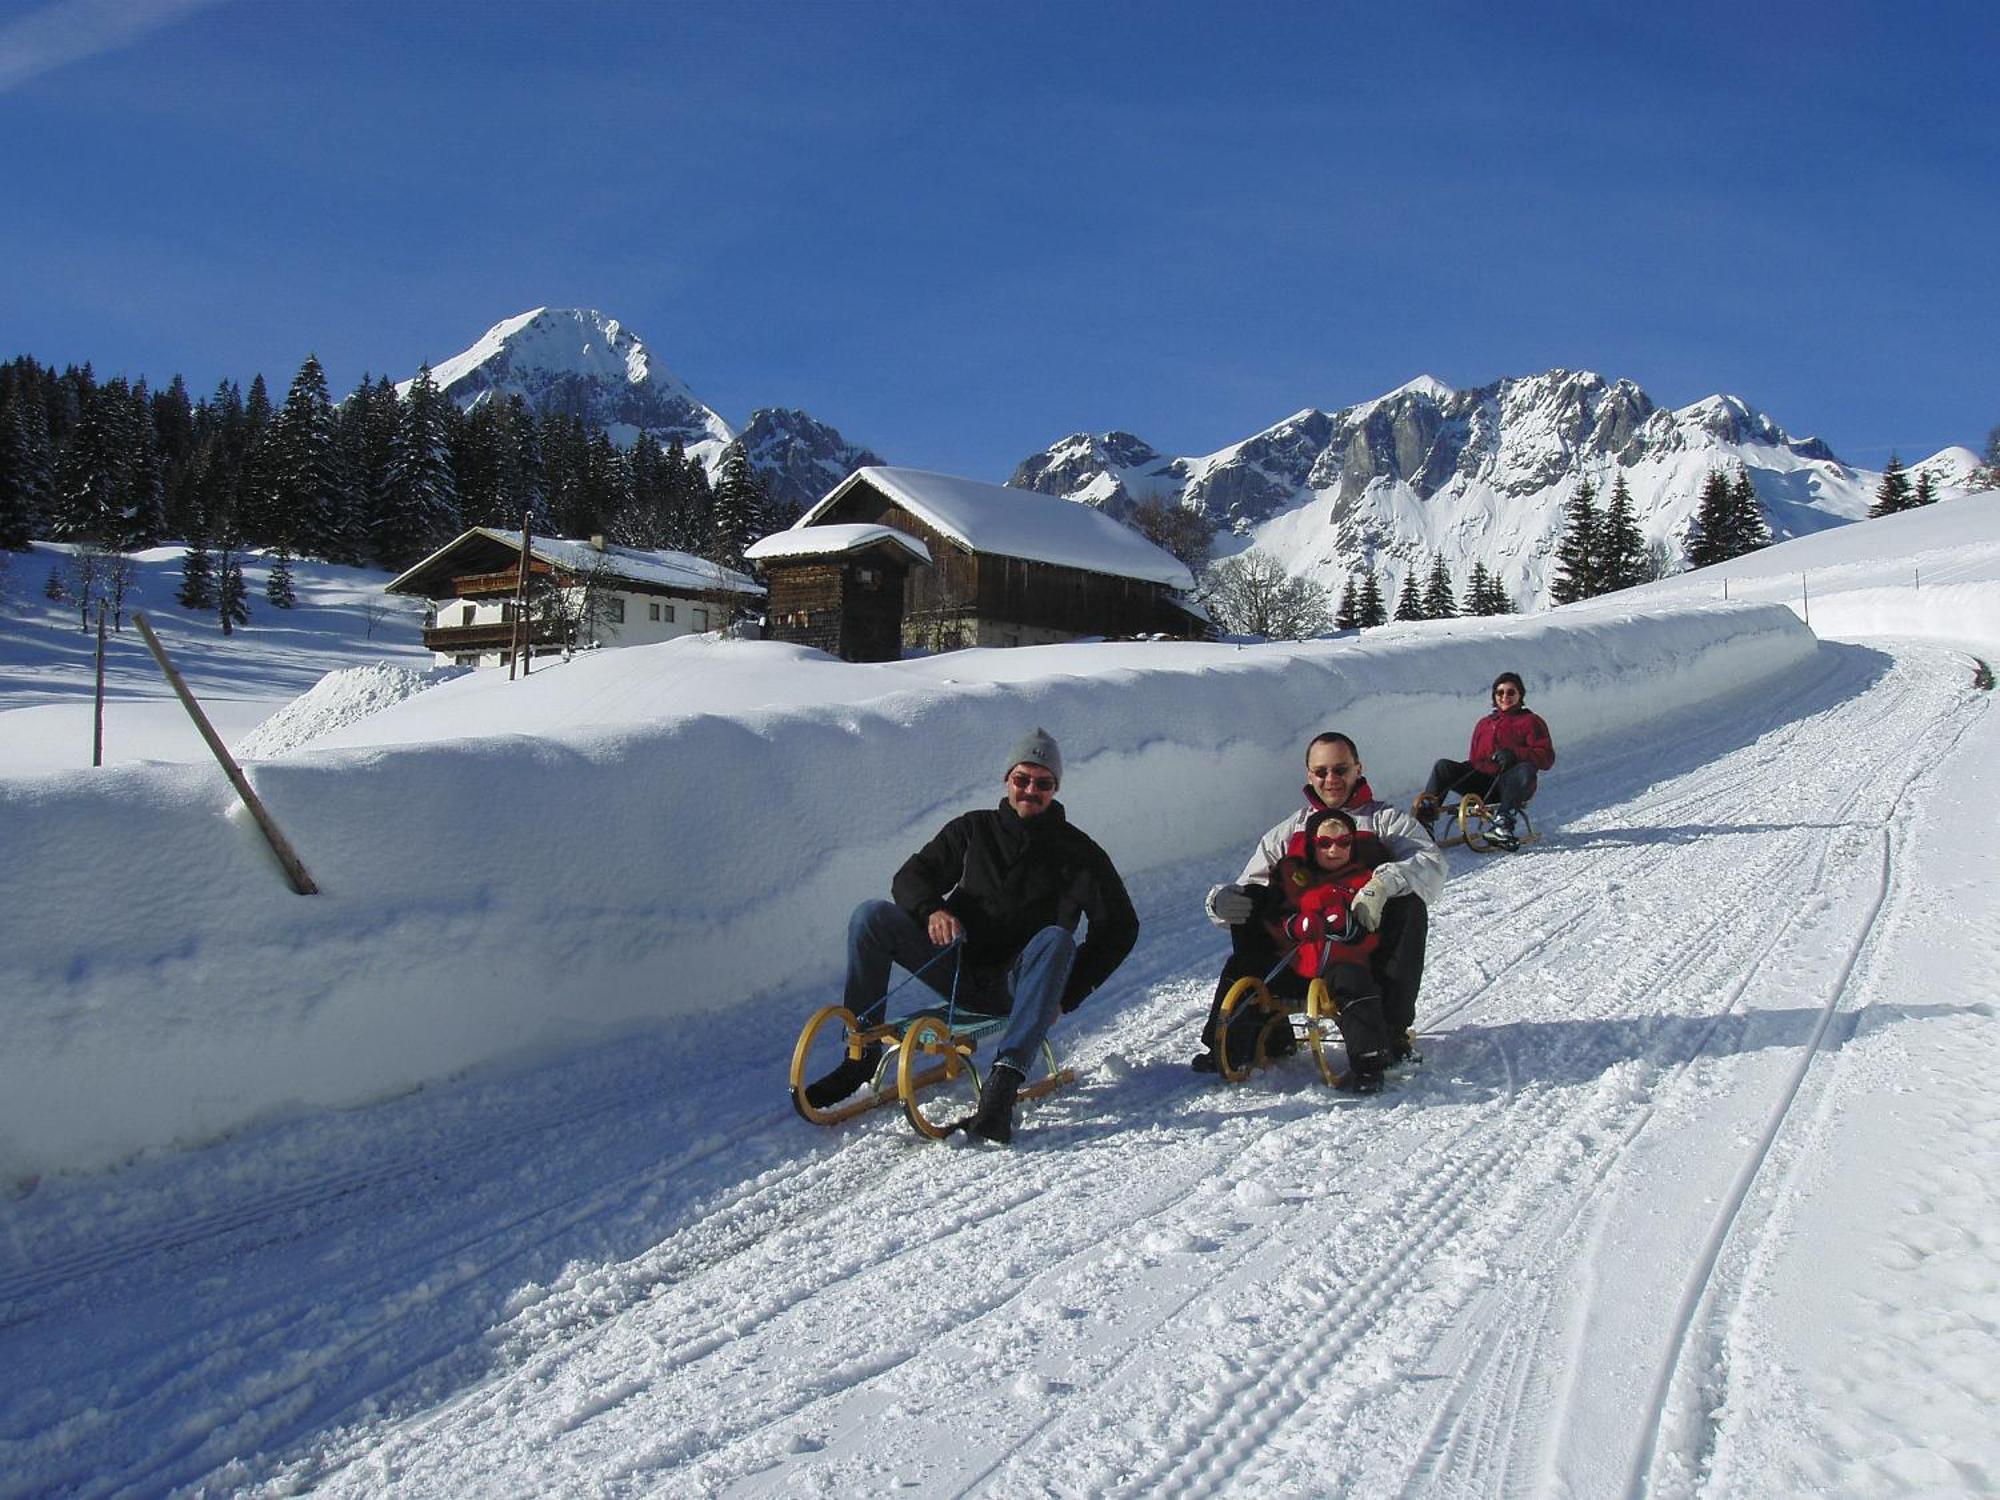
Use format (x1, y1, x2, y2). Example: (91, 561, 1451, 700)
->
(743, 523, 931, 663)
(384, 528, 763, 668)
(749, 467, 1202, 658)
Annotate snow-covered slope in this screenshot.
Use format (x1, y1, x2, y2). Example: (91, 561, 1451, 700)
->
(1011, 370, 1992, 611)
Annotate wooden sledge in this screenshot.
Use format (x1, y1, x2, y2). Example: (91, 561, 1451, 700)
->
(1418, 792, 1540, 853)
(789, 1004, 1074, 1140)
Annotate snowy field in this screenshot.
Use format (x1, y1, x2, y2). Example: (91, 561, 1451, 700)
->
(1, 495, 1997, 1497)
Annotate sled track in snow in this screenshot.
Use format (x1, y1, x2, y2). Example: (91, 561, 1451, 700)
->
(1619, 670, 1988, 1498)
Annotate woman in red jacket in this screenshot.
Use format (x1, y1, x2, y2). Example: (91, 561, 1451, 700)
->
(1414, 671, 1555, 849)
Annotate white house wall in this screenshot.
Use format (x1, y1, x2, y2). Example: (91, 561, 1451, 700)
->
(433, 588, 734, 667)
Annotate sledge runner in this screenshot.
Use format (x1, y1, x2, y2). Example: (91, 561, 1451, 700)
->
(1412, 671, 1555, 850)
(796, 727, 1137, 1145)
(1195, 731, 1445, 1075)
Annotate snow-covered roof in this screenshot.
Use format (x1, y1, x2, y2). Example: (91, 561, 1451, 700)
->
(744, 522, 931, 566)
(385, 528, 763, 598)
(797, 467, 1195, 591)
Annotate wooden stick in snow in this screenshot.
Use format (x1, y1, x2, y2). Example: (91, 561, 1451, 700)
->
(132, 612, 320, 895)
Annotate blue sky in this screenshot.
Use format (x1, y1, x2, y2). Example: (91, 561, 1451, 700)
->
(3, 0, 1994, 480)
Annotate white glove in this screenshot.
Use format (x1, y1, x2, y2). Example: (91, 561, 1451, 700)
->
(1350, 874, 1394, 931)
(1209, 882, 1255, 925)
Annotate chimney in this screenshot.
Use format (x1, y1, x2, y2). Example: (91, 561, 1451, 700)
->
(589, 534, 606, 552)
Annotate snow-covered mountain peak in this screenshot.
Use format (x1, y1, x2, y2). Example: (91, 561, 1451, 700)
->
(401, 308, 884, 515)
(403, 307, 734, 463)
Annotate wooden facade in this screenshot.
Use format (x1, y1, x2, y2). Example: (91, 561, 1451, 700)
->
(809, 480, 1203, 651)
(761, 546, 914, 662)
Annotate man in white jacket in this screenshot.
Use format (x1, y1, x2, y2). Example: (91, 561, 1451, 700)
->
(1194, 730, 1446, 1075)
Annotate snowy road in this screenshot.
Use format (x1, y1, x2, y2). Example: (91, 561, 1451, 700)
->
(4, 639, 1995, 1498)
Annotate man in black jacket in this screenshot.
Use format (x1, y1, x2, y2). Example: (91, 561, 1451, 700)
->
(800, 727, 1138, 1144)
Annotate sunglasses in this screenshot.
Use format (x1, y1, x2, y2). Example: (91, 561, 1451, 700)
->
(1314, 832, 1354, 849)
(1308, 763, 1358, 778)
(1009, 772, 1056, 793)
(1494, 687, 1521, 698)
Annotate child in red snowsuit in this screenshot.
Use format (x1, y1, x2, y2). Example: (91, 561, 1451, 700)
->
(1264, 809, 1397, 1089)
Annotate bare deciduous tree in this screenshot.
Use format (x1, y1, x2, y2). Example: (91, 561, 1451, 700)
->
(1129, 497, 1217, 573)
(1200, 549, 1332, 640)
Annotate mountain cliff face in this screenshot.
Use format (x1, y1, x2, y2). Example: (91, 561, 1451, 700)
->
(1007, 370, 1930, 611)
(407, 310, 878, 514)
(738, 408, 885, 521)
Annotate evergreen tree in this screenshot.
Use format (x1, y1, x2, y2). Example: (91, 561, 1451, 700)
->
(377, 365, 460, 567)
(340, 374, 402, 562)
(270, 354, 357, 563)
(1549, 477, 1600, 604)
(0, 394, 53, 548)
(1728, 466, 1770, 553)
(1422, 552, 1457, 618)
(177, 511, 217, 609)
(541, 413, 593, 538)
(236, 374, 276, 543)
(504, 396, 547, 533)
(116, 378, 166, 551)
(1597, 473, 1647, 593)
(49, 371, 123, 544)
(1685, 468, 1736, 567)
(153, 374, 196, 471)
(216, 537, 250, 635)
(1870, 453, 1913, 518)
(1465, 560, 1494, 615)
(709, 440, 766, 568)
(1913, 468, 1937, 507)
(1356, 571, 1387, 628)
(1334, 574, 1361, 630)
(265, 541, 297, 608)
(659, 436, 712, 553)
(582, 427, 630, 539)
(1394, 567, 1426, 622)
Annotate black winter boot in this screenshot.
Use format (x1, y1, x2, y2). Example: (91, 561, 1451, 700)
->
(1334, 993, 1392, 1090)
(797, 1042, 883, 1113)
(954, 1061, 1025, 1145)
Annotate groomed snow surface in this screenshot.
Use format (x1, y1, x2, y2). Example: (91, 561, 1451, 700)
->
(3, 494, 1998, 1497)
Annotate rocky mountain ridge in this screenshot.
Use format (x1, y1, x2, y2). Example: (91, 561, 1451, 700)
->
(1009, 370, 1981, 610)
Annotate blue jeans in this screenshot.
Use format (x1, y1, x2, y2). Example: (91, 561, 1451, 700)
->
(1425, 757, 1538, 817)
(844, 899, 1077, 1073)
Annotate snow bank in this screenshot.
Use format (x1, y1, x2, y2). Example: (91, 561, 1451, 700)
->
(235, 664, 471, 758)
(0, 603, 1815, 1178)
(1786, 581, 2000, 652)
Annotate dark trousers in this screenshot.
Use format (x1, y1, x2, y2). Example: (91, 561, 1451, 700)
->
(1199, 886, 1427, 1048)
(1424, 757, 1537, 817)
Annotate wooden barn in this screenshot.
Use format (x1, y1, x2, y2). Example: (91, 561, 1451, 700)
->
(748, 466, 1201, 658)
(742, 523, 931, 663)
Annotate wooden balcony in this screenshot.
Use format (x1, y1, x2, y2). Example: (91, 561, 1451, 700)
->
(421, 621, 562, 655)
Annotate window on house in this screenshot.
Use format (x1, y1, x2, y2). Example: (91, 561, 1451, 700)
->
(649, 602, 661, 621)
(663, 604, 676, 623)
(695, 608, 710, 631)
(606, 597, 625, 624)
(461, 604, 475, 626)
